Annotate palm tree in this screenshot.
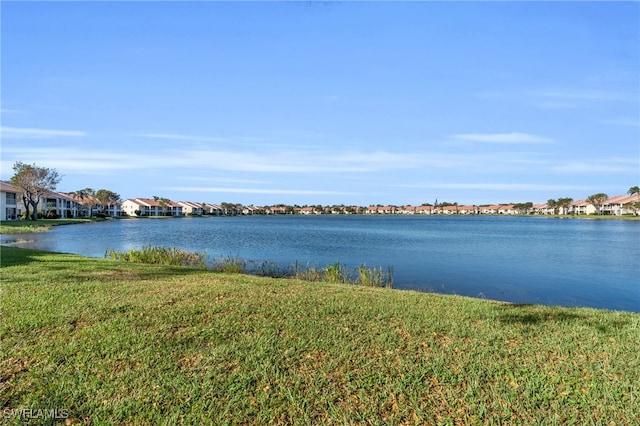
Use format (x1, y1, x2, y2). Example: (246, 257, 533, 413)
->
(628, 186, 640, 199)
(73, 187, 95, 217)
(546, 199, 558, 215)
(586, 193, 608, 215)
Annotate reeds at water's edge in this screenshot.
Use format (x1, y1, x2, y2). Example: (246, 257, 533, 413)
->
(106, 246, 393, 288)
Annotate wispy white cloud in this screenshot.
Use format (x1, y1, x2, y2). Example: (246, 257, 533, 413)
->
(162, 186, 351, 196)
(0, 146, 142, 173)
(396, 183, 592, 191)
(452, 132, 552, 144)
(1, 126, 86, 139)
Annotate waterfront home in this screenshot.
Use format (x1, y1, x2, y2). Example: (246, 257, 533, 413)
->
(398, 205, 416, 215)
(367, 205, 398, 215)
(602, 194, 639, 216)
(532, 203, 550, 215)
(242, 205, 264, 215)
(178, 201, 204, 216)
(499, 205, 517, 215)
(42, 192, 82, 218)
(202, 203, 223, 215)
(415, 205, 434, 215)
(60, 192, 122, 217)
(457, 205, 478, 215)
(0, 181, 19, 220)
(300, 206, 315, 215)
(569, 199, 596, 215)
(122, 198, 183, 217)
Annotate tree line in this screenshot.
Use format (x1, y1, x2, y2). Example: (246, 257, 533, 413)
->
(8, 162, 640, 220)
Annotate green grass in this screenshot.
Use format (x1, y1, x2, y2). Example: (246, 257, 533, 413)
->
(0, 218, 103, 234)
(106, 246, 207, 269)
(1, 247, 638, 425)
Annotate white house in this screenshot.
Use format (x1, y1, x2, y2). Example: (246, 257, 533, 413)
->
(569, 199, 596, 215)
(178, 201, 204, 216)
(60, 192, 122, 217)
(203, 203, 223, 215)
(0, 181, 20, 220)
(42, 191, 81, 218)
(602, 194, 640, 216)
(122, 198, 183, 217)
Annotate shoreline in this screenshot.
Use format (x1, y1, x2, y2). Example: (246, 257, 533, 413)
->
(2, 213, 639, 235)
(2, 245, 639, 424)
(2, 245, 637, 314)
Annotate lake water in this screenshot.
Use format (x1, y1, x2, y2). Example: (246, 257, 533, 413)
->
(2, 215, 639, 312)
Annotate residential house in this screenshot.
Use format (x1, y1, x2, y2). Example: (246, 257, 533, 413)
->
(368, 205, 397, 215)
(569, 199, 596, 215)
(0, 181, 20, 220)
(122, 198, 183, 217)
(399, 205, 416, 215)
(202, 203, 223, 215)
(602, 194, 640, 216)
(499, 205, 517, 215)
(415, 205, 434, 215)
(242, 205, 264, 215)
(178, 201, 204, 216)
(532, 203, 551, 215)
(457, 205, 478, 215)
(43, 191, 81, 218)
(299, 206, 315, 215)
(60, 192, 122, 217)
(266, 206, 288, 215)
(479, 205, 500, 215)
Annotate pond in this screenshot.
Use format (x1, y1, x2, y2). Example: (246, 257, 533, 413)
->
(3, 215, 639, 311)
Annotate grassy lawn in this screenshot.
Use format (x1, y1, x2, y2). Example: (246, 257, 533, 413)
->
(0, 218, 105, 234)
(1, 247, 638, 425)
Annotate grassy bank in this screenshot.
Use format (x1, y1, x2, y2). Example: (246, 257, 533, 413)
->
(1, 247, 638, 425)
(0, 218, 103, 234)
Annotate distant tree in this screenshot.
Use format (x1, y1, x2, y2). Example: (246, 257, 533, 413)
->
(586, 193, 608, 215)
(10, 162, 61, 220)
(221, 202, 241, 215)
(95, 189, 121, 215)
(514, 202, 533, 214)
(556, 197, 574, 215)
(73, 187, 96, 217)
(547, 199, 558, 215)
(623, 201, 640, 216)
(628, 186, 640, 199)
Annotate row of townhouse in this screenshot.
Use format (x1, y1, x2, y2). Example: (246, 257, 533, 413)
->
(532, 194, 639, 216)
(122, 199, 246, 217)
(3, 180, 638, 220)
(0, 181, 123, 219)
(121, 198, 183, 217)
(369, 205, 520, 215)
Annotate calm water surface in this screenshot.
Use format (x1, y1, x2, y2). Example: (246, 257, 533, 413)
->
(3, 215, 639, 311)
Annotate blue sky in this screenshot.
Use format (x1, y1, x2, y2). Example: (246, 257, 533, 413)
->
(1, 1, 638, 206)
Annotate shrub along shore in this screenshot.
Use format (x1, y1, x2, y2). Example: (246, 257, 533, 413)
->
(1, 246, 638, 424)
